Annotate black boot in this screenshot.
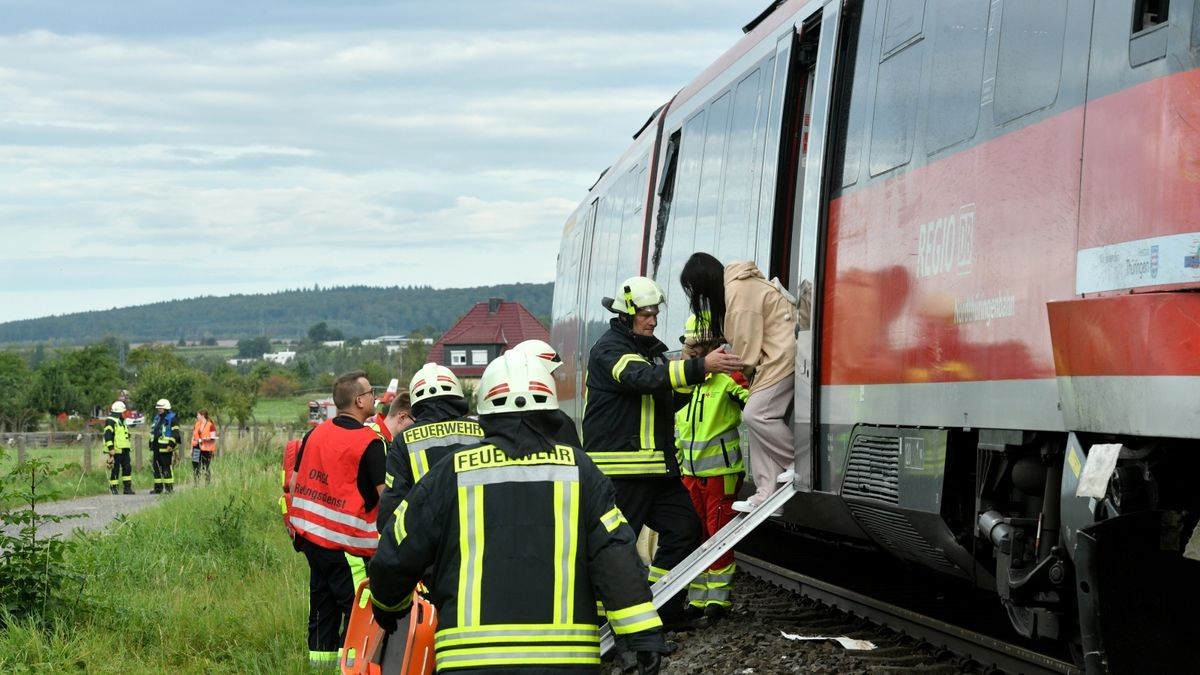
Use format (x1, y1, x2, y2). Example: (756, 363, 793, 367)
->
(110, 486, 118, 495)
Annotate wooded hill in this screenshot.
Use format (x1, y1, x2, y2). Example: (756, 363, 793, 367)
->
(0, 283, 553, 345)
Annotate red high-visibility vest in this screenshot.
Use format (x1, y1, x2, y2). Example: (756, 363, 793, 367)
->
(282, 439, 301, 541)
(289, 421, 381, 556)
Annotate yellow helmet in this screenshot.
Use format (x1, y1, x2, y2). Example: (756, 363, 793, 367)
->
(409, 363, 463, 405)
(681, 311, 720, 344)
(477, 351, 558, 415)
(510, 339, 562, 373)
(603, 276, 665, 315)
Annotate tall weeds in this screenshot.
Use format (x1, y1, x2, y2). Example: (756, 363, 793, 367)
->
(0, 436, 312, 673)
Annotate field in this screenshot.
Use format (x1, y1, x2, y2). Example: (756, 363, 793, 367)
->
(0, 432, 311, 672)
(176, 344, 238, 361)
(252, 394, 316, 426)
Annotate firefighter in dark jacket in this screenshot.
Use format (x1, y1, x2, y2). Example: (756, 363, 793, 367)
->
(376, 362, 482, 532)
(104, 400, 135, 495)
(289, 371, 387, 669)
(370, 351, 669, 674)
(512, 338, 582, 447)
(582, 276, 742, 630)
(149, 398, 179, 494)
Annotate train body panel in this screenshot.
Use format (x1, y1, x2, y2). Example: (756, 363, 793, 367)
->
(551, 0, 1200, 664)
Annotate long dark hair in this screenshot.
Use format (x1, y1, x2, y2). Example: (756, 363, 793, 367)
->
(679, 252, 726, 342)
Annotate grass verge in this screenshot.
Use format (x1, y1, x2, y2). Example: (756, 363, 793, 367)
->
(0, 433, 311, 673)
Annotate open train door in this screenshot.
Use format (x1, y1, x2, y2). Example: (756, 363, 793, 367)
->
(772, 1, 846, 494)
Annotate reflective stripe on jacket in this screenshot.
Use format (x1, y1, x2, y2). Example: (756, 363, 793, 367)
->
(378, 416, 483, 532)
(369, 442, 662, 671)
(582, 318, 705, 478)
(289, 420, 381, 556)
(675, 372, 748, 477)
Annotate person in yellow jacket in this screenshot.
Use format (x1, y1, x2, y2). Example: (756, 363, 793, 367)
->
(104, 401, 135, 495)
(675, 313, 749, 623)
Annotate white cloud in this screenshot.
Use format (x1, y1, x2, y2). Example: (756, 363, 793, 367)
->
(0, 2, 753, 324)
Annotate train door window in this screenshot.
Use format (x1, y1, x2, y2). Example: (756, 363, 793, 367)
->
(869, 0, 926, 176)
(882, 0, 926, 53)
(651, 132, 680, 277)
(1193, 0, 1200, 51)
(694, 91, 732, 255)
(833, 2, 871, 189)
(993, 0, 1067, 125)
(925, 0, 989, 154)
(718, 68, 765, 262)
(1130, 0, 1170, 66)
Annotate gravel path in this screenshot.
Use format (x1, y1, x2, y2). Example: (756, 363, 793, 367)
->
(3, 486, 190, 539)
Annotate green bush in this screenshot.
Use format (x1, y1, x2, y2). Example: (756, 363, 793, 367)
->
(0, 453, 85, 625)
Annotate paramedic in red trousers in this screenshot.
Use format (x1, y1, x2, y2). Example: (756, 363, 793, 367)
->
(369, 351, 670, 674)
(582, 276, 742, 631)
(288, 371, 387, 669)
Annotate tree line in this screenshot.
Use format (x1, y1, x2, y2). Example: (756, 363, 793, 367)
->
(0, 283, 552, 345)
(0, 326, 440, 432)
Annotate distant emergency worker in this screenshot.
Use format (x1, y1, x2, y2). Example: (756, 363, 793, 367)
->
(149, 399, 180, 494)
(675, 313, 748, 622)
(511, 338, 581, 447)
(376, 363, 482, 532)
(289, 371, 387, 669)
(104, 400, 135, 495)
(190, 409, 218, 485)
(582, 276, 742, 630)
(365, 389, 414, 445)
(369, 351, 669, 674)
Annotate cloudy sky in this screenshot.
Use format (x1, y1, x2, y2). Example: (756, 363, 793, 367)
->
(0, 0, 756, 323)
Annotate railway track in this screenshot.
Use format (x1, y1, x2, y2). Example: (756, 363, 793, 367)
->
(735, 551, 1081, 675)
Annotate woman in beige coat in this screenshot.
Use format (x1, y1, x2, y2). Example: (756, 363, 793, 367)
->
(680, 252, 797, 512)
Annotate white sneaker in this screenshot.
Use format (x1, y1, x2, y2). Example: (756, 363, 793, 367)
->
(731, 499, 757, 513)
(777, 469, 795, 484)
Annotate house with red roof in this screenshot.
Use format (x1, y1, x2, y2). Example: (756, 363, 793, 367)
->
(432, 298, 549, 379)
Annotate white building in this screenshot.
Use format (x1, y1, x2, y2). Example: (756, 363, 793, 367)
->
(264, 351, 296, 365)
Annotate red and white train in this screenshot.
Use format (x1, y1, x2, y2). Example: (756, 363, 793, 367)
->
(550, 0, 1199, 671)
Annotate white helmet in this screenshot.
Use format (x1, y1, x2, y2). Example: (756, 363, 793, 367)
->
(409, 363, 463, 405)
(603, 276, 665, 315)
(477, 351, 558, 415)
(155, 398, 171, 410)
(111, 401, 126, 413)
(510, 339, 562, 373)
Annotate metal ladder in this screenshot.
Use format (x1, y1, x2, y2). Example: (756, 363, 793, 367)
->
(600, 480, 799, 655)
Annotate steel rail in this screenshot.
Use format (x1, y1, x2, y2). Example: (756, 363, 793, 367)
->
(736, 552, 1081, 675)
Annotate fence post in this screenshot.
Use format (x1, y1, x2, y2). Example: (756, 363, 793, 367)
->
(134, 434, 144, 472)
(253, 426, 260, 446)
(84, 432, 93, 472)
(17, 433, 26, 464)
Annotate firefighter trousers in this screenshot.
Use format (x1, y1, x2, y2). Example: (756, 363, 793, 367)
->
(612, 476, 701, 622)
(109, 451, 133, 493)
(151, 449, 174, 492)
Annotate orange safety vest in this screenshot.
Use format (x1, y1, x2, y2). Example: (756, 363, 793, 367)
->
(289, 421, 381, 556)
(192, 419, 217, 452)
